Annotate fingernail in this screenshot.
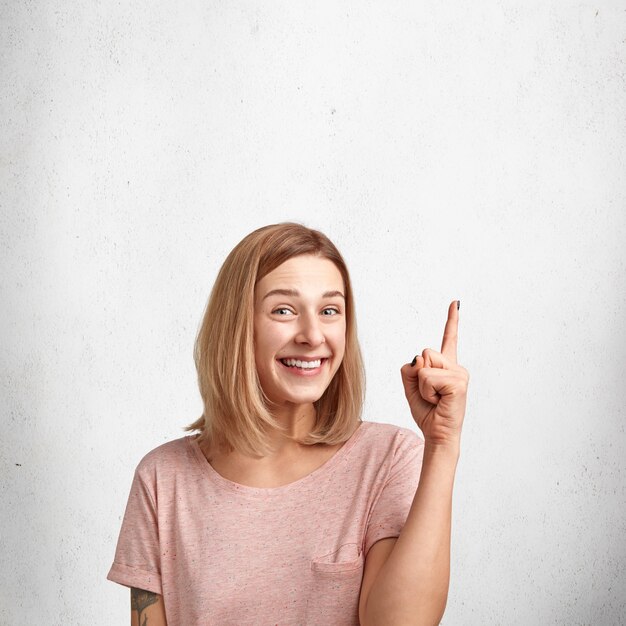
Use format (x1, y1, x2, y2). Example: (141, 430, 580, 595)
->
(457, 300, 460, 310)
(411, 355, 417, 367)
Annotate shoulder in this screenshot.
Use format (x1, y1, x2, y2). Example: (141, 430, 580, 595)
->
(361, 420, 424, 452)
(358, 420, 425, 477)
(133, 435, 191, 482)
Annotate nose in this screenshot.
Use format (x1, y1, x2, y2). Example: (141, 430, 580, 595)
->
(295, 311, 326, 347)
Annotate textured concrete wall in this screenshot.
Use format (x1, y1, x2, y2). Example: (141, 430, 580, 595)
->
(1, 1, 624, 624)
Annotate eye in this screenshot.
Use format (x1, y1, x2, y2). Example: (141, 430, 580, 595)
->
(271, 307, 340, 316)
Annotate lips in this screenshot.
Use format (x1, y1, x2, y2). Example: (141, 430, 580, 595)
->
(278, 356, 329, 361)
(277, 357, 328, 366)
(276, 357, 328, 376)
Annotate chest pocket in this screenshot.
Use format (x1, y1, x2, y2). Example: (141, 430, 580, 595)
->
(310, 542, 363, 573)
(305, 543, 365, 625)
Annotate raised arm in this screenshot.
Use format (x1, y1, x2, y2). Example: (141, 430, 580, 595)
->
(365, 300, 468, 624)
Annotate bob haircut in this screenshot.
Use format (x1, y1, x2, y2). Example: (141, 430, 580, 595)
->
(183, 221, 366, 459)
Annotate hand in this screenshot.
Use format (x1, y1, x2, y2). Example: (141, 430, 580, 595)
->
(400, 300, 469, 448)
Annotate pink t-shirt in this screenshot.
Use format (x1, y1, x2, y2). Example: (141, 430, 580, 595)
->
(107, 419, 424, 626)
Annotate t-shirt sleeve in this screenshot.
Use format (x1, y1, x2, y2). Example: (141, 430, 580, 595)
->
(106, 467, 162, 595)
(364, 428, 425, 558)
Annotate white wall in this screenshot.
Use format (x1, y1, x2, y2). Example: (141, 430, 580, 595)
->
(1, 1, 624, 624)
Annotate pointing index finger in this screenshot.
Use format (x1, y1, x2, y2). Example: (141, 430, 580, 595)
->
(441, 299, 459, 364)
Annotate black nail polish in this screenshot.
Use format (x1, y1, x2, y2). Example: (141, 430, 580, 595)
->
(457, 300, 460, 310)
(411, 356, 417, 367)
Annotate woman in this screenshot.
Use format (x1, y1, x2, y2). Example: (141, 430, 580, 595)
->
(107, 222, 469, 626)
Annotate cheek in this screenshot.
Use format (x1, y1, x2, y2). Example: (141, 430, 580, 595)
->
(253, 338, 280, 374)
(329, 326, 346, 350)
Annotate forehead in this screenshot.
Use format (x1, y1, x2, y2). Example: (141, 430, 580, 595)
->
(256, 255, 344, 293)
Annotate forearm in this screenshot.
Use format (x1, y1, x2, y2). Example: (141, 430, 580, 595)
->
(363, 442, 460, 626)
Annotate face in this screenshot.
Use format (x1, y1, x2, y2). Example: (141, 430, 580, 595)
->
(253, 254, 347, 412)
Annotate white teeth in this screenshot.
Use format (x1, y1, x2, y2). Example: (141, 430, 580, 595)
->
(281, 358, 322, 369)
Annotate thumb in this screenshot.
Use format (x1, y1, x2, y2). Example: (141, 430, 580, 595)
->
(400, 355, 434, 415)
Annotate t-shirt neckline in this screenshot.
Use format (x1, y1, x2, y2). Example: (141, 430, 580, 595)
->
(187, 420, 368, 496)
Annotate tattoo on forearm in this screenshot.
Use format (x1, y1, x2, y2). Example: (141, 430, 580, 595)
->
(131, 588, 159, 625)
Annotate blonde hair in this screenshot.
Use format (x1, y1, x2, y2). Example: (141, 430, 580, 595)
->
(182, 221, 366, 459)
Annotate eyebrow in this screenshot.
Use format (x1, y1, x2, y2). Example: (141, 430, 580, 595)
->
(262, 288, 345, 301)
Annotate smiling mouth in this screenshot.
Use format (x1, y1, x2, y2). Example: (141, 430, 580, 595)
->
(276, 357, 328, 371)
